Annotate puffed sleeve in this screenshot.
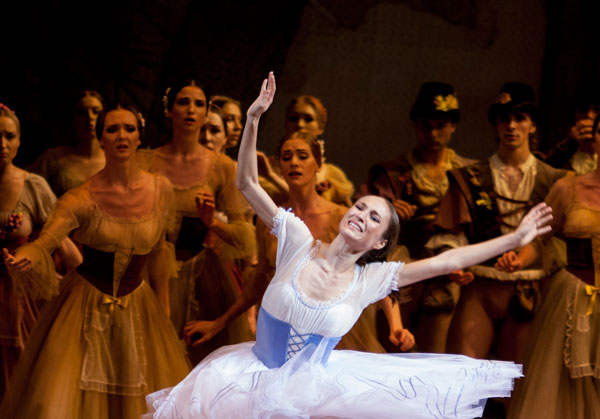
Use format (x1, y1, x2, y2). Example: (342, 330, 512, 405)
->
(21, 173, 57, 226)
(270, 208, 314, 270)
(11, 188, 84, 299)
(147, 175, 179, 281)
(358, 261, 405, 307)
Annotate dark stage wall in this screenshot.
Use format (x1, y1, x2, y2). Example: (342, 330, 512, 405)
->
(2, 0, 598, 187)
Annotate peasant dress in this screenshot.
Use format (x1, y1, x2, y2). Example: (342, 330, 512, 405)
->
(0, 172, 57, 399)
(0, 174, 190, 419)
(508, 176, 600, 418)
(137, 149, 254, 364)
(146, 208, 522, 419)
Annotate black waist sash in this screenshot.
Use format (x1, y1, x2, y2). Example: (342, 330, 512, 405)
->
(565, 237, 595, 285)
(76, 245, 149, 296)
(174, 216, 209, 260)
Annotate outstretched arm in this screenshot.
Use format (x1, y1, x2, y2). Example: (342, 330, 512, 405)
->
(398, 203, 553, 286)
(236, 72, 279, 230)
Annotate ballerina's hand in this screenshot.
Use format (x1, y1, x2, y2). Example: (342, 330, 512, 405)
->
(247, 72, 276, 119)
(3, 248, 32, 274)
(389, 328, 415, 351)
(195, 193, 216, 227)
(494, 251, 523, 273)
(514, 202, 553, 247)
(183, 319, 225, 347)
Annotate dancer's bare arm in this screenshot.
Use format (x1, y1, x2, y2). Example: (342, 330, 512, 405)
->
(399, 203, 552, 286)
(236, 72, 279, 229)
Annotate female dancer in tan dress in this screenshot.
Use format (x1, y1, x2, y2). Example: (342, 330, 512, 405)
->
(137, 80, 254, 364)
(0, 104, 81, 399)
(499, 113, 600, 418)
(29, 90, 105, 197)
(1, 104, 189, 419)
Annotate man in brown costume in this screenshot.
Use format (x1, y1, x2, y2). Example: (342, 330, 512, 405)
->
(432, 82, 569, 366)
(366, 82, 473, 353)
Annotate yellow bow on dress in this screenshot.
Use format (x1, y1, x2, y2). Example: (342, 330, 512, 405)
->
(101, 294, 130, 314)
(584, 285, 600, 316)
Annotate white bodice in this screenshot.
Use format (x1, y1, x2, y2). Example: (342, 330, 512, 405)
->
(261, 208, 403, 338)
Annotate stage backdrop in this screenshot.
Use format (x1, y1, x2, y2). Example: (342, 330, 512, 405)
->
(3, 0, 598, 187)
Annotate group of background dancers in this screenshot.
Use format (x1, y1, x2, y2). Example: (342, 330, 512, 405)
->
(0, 73, 598, 418)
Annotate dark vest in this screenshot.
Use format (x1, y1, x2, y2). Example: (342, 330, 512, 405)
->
(448, 158, 568, 245)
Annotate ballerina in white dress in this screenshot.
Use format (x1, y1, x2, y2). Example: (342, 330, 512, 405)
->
(145, 73, 553, 419)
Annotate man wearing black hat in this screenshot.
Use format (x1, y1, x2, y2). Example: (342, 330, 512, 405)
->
(365, 82, 473, 353)
(432, 82, 570, 367)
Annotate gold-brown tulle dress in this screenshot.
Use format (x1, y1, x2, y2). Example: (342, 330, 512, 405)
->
(0, 173, 56, 399)
(255, 204, 386, 353)
(508, 176, 600, 418)
(28, 146, 104, 197)
(137, 149, 254, 365)
(0, 174, 190, 419)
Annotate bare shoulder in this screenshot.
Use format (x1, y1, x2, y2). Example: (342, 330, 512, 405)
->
(551, 174, 575, 193)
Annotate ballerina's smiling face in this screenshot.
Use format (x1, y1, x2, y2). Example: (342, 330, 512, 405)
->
(340, 196, 391, 253)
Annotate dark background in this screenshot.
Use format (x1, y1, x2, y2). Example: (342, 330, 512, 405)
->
(2, 0, 599, 186)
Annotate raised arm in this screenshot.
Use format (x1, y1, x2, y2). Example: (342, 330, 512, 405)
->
(236, 72, 279, 229)
(398, 202, 553, 286)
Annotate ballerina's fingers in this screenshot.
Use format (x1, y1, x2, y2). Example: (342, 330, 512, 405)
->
(265, 71, 276, 95)
(537, 225, 552, 236)
(522, 203, 553, 231)
(531, 203, 553, 234)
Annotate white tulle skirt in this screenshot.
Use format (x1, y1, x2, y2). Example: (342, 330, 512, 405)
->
(145, 340, 522, 419)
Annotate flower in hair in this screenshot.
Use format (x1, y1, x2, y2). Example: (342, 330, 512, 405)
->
(138, 112, 146, 128)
